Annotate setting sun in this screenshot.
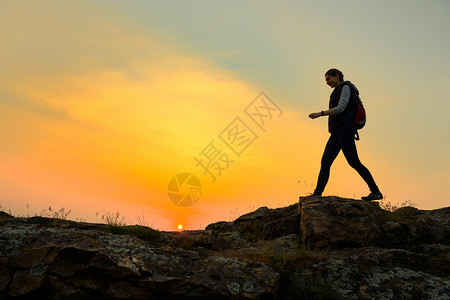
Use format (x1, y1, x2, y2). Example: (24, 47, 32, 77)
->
(177, 224, 183, 230)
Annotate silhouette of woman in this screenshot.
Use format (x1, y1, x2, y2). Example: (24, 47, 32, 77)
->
(308, 68, 382, 201)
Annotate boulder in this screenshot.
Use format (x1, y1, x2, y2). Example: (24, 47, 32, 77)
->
(379, 206, 450, 248)
(298, 196, 450, 250)
(206, 204, 299, 241)
(0, 217, 279, 299)
(299, 196, 382, 248)
(0, 211, 13, 221)
(306, 246, 450, 300)
(1, 195, 449, 299)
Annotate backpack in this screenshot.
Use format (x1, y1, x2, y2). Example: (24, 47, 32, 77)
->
(354, 97, 366, 130)
(349, 86, 366, 140)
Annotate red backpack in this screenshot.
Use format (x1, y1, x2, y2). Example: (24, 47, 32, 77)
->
(354, 97, 366, 130)
(350, 88, 366, 140)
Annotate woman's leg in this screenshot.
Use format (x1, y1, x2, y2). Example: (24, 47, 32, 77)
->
(313, 134, 341, 196)
(337, 125, 381, 194)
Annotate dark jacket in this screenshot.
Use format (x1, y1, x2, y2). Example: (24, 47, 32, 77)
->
(328, 81, 357, 133)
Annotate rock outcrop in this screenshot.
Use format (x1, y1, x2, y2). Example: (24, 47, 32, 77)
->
(299, 196, 450, 249)
(0, 217, 277, 299)
(1, 196, 449, 299)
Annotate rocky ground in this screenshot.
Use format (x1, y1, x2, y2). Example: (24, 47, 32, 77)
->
(0, 196, 449, 299)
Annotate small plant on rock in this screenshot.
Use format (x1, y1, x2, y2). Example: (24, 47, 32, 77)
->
(39, 206, 72, 220)
(102, 211, 126, 226)
(379, 198, 417, 212)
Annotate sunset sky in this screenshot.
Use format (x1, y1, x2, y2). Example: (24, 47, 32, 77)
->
(1, 1, 449, 230)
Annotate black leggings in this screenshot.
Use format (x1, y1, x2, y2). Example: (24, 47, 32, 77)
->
(314, 124, 380, 196)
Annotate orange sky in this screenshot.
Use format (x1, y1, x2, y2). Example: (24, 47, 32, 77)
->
(1, 1, 449, 230)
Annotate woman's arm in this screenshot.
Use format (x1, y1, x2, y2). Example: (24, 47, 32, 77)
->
(309, 85, 351, 119)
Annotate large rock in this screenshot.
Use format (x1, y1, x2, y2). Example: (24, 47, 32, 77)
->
(1, 195, 449, 299)
(206, 204, 299, 240)
(0, 211, 13, 221)
(380, 206, 450, 248)
(299, 196, 450, 250)
(306, 245, 450, 300)
(299, 196, 382, 248)
(0, 217, 279, 299)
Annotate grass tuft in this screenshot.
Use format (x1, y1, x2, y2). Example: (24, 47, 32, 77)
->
(102, 211, 126, 226)
(39, 206, 72, 220)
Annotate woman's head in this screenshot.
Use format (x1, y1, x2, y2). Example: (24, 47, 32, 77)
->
(325, 68, 344, 88)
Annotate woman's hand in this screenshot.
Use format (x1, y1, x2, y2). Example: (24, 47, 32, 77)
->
(309, 112, 322, 119)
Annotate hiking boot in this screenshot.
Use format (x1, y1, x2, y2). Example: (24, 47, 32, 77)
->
(361, 192, 383, 201)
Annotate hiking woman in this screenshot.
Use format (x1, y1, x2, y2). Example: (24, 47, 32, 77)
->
(308, 68, 382, 201)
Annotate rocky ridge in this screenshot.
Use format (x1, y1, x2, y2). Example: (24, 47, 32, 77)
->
(0, 196, 449, 299)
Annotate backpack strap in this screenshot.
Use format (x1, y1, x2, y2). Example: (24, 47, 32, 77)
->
(346, 83, 362, 141)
